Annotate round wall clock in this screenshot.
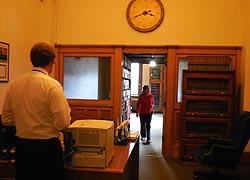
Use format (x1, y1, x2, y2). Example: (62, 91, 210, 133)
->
(126, 0, 165, 33)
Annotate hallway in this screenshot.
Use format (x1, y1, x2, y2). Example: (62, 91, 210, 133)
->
(130, 112, 163, 154)
(130, 112, 195, 179)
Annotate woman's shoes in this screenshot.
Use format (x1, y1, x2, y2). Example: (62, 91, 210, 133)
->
(141, 137, 152, 144)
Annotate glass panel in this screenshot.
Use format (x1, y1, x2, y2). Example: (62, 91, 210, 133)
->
(151, 65, 161, 80)
(151, 83, 160, 109)
(161, 65, 164, 80)
(186, 121, 227, 136)
(63, 56, 111, 100)
(177, 58, 188, 102)
(187, 78, 229, 91)
(187, 56, 232, 71)
(161, 83, 164, 107)
(186, 100, 228, 113)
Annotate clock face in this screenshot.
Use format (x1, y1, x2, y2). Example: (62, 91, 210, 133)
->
(126, 0, 165, 32)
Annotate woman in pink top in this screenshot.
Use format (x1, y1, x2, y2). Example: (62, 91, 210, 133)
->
(136, 85, 154, 144)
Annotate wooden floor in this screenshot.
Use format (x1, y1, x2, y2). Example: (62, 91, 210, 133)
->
(129, 112, 250, 180)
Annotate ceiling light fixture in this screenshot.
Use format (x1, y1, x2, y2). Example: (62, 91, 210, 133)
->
(149, 60, 156, 67)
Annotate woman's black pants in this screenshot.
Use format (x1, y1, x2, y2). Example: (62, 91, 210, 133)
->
(140, 112, 153, 141)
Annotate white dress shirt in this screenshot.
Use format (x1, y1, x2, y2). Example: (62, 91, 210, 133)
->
(1, 67, 71, 139)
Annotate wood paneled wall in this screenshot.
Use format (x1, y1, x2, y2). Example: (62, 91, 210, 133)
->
(55, 44, 242, 159)
(70, 106, 112, 123)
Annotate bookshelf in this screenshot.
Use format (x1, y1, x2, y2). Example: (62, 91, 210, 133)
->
(122, 56, 131, 128)
(187, 56, 231, 71)
(150, 64, 164, 112)
(180, 70, 235, 163)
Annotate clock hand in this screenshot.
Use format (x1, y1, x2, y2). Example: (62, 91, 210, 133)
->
(144, 10, 155, 16)
(134, 10, 154, 18)
(134, 12, 144, 18)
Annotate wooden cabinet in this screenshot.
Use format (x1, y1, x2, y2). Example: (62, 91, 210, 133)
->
(150, 64, 165, 112)
(0, 160, 15, 179)
(180, 70, 235, 163)
(122, 56, 131, 122)
(64, 138, 139, 180)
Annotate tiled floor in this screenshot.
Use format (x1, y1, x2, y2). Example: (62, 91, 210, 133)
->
(129, 112, 250, 180)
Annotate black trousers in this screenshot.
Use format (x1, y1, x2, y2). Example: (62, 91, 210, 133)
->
(15, 137, 64, 180)
(139, 112, 153, 141)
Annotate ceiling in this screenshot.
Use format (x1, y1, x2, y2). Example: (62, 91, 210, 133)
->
(125, 54, 166, 64)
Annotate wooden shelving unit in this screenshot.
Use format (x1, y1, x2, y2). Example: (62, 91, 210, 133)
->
(180, 70, 235, 163)
(150, 64, 164, 113)
(122, 56, 131, 123)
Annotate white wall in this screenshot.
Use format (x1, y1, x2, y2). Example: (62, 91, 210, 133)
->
(56, 0, 244, 45)
(0, 0, 56, 113)
(142, 64, 150, 87)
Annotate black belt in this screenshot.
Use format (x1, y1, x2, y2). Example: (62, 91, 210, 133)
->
(16, 137, 59, 143)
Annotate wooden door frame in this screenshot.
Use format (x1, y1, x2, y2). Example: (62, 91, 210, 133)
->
(122, 45, 171, 158)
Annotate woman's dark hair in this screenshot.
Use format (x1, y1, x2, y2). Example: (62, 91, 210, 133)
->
(143, 85, 150, 91)
(30, 42, 55, 67)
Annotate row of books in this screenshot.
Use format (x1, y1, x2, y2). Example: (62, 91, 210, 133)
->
(122, 68, 131, 79)
(187, 56, 231, 71)
(185, 122, 227, 135)
(122, 79, 130, 90)
(186, 80, 230, 91)
(186, 101, 228, 113)
(123, 57, 131, 71)
(122, 89, 131, 98)
(186, 121, 227, 129)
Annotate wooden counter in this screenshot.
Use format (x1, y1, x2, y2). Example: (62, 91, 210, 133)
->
(64, 138, 139, 180)
(0, 138, 139, 180)
(0, 159, 15, 179)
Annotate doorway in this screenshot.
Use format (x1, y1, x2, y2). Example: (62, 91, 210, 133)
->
(124, 53, 166, 155)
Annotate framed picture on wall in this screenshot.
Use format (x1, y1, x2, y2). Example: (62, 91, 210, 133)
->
(0, 41, 9, 82)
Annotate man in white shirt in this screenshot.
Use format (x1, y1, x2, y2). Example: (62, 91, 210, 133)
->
(1, 42, 71, 180)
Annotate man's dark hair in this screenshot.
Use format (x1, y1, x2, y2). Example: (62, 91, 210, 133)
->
(30, 42, 55, 67)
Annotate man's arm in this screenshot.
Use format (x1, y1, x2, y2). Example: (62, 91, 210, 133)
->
(50, 85, 71, 130)
(2, 85, 15, 126)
